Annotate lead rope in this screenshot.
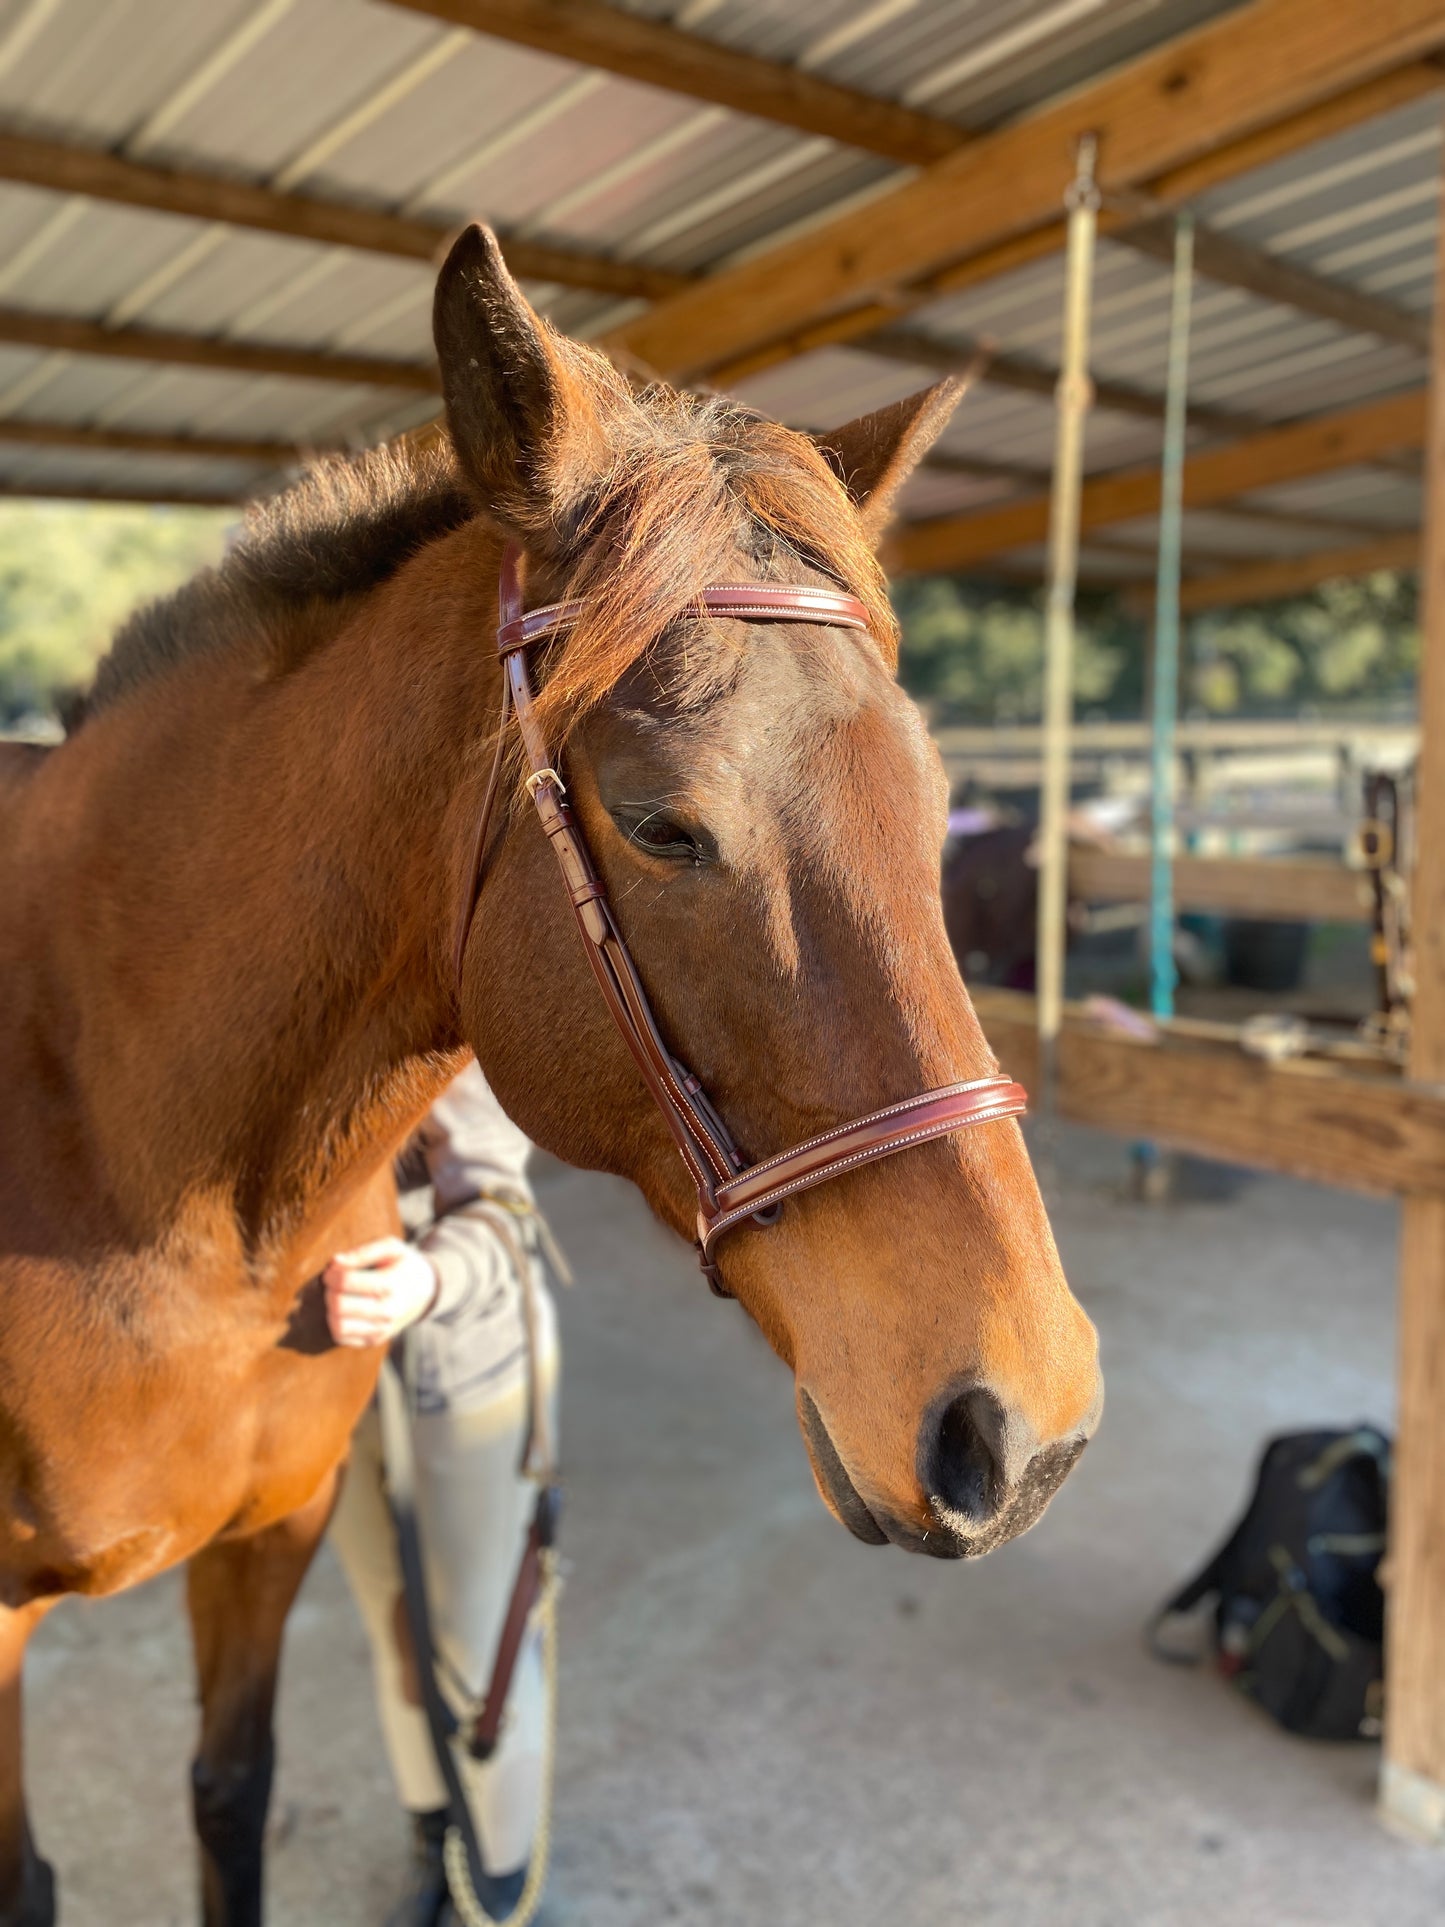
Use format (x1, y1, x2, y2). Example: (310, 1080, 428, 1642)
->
(442, 1573, 560, 1927)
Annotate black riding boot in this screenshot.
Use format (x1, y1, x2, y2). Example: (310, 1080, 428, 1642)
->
(385, 1808, 451, 1927)
(439, 1860, 527, 1924)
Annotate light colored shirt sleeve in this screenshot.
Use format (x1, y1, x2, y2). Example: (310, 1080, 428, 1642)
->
(412, 1062, 535, 1321)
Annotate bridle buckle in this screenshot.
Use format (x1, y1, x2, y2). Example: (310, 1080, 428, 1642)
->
(524, 766, 566, 799)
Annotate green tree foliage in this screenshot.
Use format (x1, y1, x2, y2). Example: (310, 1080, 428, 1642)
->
(891, 575, 1141, 722)
(0, 503, 1421, 728)
(893, 569, 1420, 722)
(0, 501, 233, 723)
(1187, 571, 1419, 715)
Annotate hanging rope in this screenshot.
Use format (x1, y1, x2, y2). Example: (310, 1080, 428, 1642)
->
(1036, 133, 1101, 1116)
(443, 1554, 562, 1927)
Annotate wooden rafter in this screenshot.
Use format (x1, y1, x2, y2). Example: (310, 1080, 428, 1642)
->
(387, 0, 965, 165)
(0, 132, 689, 303)
(0, 307, 439, 391)
(1115, 205, 1431, 353)
(1166, 531, 1421, 611)
(0, 479, 241, 507)
(863, 326, 1253, 435)
(614, 19, 1445, 385)
(891, 388, 1428, 573)
(0, 417, 307, 466)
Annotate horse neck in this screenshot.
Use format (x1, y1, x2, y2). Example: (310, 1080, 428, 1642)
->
(30, 528, 500, 1256)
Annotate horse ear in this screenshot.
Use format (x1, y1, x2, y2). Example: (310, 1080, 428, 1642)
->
(815, 379, 964, 542)
(433, 224, 616, 548)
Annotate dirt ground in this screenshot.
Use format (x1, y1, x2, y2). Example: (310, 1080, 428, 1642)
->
(23, 1126, 1445, 1926)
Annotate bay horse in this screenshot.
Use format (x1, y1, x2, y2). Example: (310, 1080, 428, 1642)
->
(0, 225, 1101, 1926)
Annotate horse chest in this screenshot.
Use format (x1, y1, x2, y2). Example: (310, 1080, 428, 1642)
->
(0, 1253, 378, 1602)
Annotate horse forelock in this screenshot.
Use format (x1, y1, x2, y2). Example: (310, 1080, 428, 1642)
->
(528, 389, 898, 746)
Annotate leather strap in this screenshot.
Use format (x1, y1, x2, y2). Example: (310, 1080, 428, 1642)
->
(699, 1077, 1028, 1260)
(455, 543, 1027, 1295)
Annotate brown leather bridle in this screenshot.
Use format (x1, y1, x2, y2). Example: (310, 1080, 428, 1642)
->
(454, 541, 1028, 1295)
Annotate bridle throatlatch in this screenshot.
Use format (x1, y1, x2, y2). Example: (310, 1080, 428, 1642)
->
(453, 541, 1028, 1296)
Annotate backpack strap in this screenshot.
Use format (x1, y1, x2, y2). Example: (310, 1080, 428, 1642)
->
(1146, 1524, 1247, 1664)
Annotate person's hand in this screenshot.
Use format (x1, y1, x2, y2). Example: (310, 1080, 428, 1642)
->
(324, 1237, 438, 1348)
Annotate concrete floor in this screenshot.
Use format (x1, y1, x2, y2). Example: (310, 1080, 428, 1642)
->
(23, 1127, 1445, 1926)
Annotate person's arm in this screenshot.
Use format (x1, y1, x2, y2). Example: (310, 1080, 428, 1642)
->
(416, 1061, 533, 1323)
(324, 1063, 533, 1347)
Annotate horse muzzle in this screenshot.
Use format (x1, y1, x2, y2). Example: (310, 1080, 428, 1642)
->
(799, 1376, 1102, 1559)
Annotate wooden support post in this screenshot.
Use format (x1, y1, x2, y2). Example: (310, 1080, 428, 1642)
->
(1380, 115, 1445, 1843)
(1037, 139, 1100, 1109)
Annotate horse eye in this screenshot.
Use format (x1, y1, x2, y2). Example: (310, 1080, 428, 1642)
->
(615, 810, 705, 861)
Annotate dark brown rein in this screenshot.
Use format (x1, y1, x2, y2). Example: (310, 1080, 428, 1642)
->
(454, 541, 1027, 1295)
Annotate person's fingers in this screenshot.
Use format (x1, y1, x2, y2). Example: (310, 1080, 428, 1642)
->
(327, 1266, 393, 1299)
(333, 1237, 406, 1267)
(334, 1324, 393, 1349)
(331, 1294, 394, 1326)
(334, 1311, 392, 1333)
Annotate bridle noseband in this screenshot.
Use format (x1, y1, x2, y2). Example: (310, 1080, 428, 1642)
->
(454, 542, 1027, 1295)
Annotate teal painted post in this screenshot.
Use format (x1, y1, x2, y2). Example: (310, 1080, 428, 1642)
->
(1150, 214, 1194, 1023)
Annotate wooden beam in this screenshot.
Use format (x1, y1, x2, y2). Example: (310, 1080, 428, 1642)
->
(1118, 209, 1431, 353)
(607, 0, 1445, 380)
(891, 388, 1428, 573)
(910, 61, 1445, 314)
(921, 448, 1050, 488)
(0, 480, 241, 507)
(389, 0, 965, 166)
(0, 132, 687, 303)
(0, 417, 306, 466)
(1068, 846, 1372, 922)
(865, 325, 1252, 435)
(1380, 127, 1445, 1846)
(1165, 531, 1421, 611)
(0, 307, 439, 391)
(972, 988, 1445, 1196)
(709, 61, 1445, 391)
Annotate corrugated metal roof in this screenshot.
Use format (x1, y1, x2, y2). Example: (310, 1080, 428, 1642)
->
(0, 0, 1433, 597)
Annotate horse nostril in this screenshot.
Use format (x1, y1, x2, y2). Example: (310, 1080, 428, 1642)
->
(924, 1388, 1016, 1526)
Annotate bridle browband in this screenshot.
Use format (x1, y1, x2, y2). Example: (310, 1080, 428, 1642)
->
(454, 541, 1028, 1296)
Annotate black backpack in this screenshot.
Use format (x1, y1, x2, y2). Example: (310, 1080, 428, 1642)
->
(1150, 1427, 1389, 1741)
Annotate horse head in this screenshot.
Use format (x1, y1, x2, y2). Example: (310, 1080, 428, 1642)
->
(441, 227, 1102, 1558)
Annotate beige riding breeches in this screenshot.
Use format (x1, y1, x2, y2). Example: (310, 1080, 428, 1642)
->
(330, 1289, 559, 1875)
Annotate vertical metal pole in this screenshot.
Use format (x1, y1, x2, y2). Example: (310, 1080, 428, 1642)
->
(1150, 213, 1195, 1023)
(1037, 136, 1100, 1110)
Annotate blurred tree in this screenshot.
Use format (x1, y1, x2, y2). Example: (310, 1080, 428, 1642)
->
(892, 575, 1142, 722)
(0, 501, 232, 723)
(1187, 570, 1419, 715)
(893, 568, 1419, 723)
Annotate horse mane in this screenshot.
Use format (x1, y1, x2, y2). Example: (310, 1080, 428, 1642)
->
(79, 379, 897, 733)
(82, 438, 474, 717)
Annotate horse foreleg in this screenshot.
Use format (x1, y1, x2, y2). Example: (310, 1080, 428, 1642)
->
(0, 1601, 55, 1927)
(185, 1472, 338, 1927)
